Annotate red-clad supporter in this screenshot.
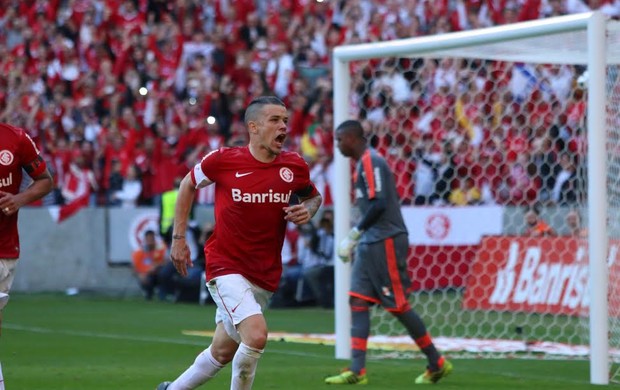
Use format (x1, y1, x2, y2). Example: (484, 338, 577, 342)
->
(502, 152, 539, 205)
(505, 124, 530, 162)
(153, 128, 186, 197)
(287, 93, 314, 143)
(102, 132, 131, 190)
(228, 51, 254, 93)
(132, 136, 160, 205)
(22, 0, 60, 26)
(566, 88, 587, 129)
(110, 0, 146, 35)
(386, 150, 416, 205)
(147, 22, 184, 85)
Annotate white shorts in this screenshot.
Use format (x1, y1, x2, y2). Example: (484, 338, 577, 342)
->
(0, 259, 18, 310)
(207, 274, 272, 343)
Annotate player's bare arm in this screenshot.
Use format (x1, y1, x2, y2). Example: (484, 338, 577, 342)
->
(0, 169, 53, 216)
(170, 173, 197, 277)
(284, 193, 322, 225)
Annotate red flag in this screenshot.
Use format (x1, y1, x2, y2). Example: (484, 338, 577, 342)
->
(48, 194, 89, 223)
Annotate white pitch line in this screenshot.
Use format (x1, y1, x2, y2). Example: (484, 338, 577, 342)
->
(4, 323, 332, 359)
(3, 324, 594, 385)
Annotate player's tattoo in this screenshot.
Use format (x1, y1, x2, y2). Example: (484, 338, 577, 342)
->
(301, 194, 323, 219)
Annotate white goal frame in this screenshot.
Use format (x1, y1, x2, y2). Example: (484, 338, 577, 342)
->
(332, 11, 614, 385)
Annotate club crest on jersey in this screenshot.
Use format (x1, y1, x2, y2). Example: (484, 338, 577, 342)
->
(280, 167, 293, 183)
(0, 150, 14, 166)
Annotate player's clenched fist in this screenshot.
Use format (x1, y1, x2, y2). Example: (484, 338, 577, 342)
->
(337, 227, 362, 262)
(283, 204, 311, 225)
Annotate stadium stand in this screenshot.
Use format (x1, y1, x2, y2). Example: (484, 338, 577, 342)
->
(1, 0, 618, 209)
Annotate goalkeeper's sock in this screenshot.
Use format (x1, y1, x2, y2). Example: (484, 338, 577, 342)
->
(168, 346, 225, 390)
(395, 310, 441, 371)
(350, 305, 370, 374)
(0, 361, 4, 390)
(231, 342, 263, 390)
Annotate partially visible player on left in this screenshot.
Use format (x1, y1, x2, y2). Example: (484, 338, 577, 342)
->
(0, 124, 54, 334)
(0, 123, 53, 389)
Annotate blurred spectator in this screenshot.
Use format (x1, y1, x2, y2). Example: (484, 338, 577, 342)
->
(531, 134, 558, 203)
(301, 210, 335, 309)
(294, 221, 322, 305)
(132, 230, 167, 301)
(107, 159, 124, 206)
(412, 135, 440, 205)
(551, 152, 580, 206)
(239, 11, 267, 50)
(522, 205, 557, 237)
(431, 145, 456, 206)
(309, 154, 334, 208)
(449, 177, 481, 206)
(499, 152, 539, 205)
(564, 209, 587, 238)
(111, 164, 142, 208)
(266, 41, 294, 98)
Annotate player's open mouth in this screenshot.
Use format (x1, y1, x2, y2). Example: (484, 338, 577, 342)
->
(274, 134, 286, 147)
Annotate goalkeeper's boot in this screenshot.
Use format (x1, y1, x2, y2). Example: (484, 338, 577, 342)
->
(156, 381, 171, 390)
(415, 357, 453, 384)
(325, 369, 368, 385)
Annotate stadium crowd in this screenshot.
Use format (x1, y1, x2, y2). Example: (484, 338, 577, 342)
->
(2, 0, 618, 209)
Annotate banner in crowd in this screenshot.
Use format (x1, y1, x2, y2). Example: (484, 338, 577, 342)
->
(402, 206, 503, 246)
(47, 194, 89, 223)
(462, 237, 620, 316)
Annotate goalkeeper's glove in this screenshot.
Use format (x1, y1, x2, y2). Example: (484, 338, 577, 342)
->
(337, 227, 362, 263)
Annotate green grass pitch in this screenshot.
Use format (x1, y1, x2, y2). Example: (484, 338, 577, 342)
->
(1, 294, 612, 389)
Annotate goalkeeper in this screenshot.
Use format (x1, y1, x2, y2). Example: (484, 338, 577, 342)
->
(325, 120, 452, 385)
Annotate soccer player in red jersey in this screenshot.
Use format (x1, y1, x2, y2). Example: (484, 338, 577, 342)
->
(0, 124, 54, 335)
(157, 96, 322, 390)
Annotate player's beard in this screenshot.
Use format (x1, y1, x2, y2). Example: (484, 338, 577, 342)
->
(266, 145, 281, 156)
(261, 140, 282, 157)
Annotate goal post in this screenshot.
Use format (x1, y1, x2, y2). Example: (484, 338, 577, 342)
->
(587, 11, 608, 384)
(332, 11, 618, 385)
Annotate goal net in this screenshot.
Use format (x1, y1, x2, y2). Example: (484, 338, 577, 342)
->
(332, 12, 620, 385)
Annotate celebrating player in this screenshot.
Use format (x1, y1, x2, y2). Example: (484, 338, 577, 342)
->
(0, 124, 54, 335)
(157, 96, 322, 390)
(325, 120, 452, 385)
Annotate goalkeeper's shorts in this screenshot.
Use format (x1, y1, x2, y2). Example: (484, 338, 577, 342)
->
(350, 233, 411, 313)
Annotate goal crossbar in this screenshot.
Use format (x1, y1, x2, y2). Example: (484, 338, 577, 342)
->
(333, 12, 620, 65)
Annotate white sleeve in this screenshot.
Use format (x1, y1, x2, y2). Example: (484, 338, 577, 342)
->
(193, 163, 213, 189)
